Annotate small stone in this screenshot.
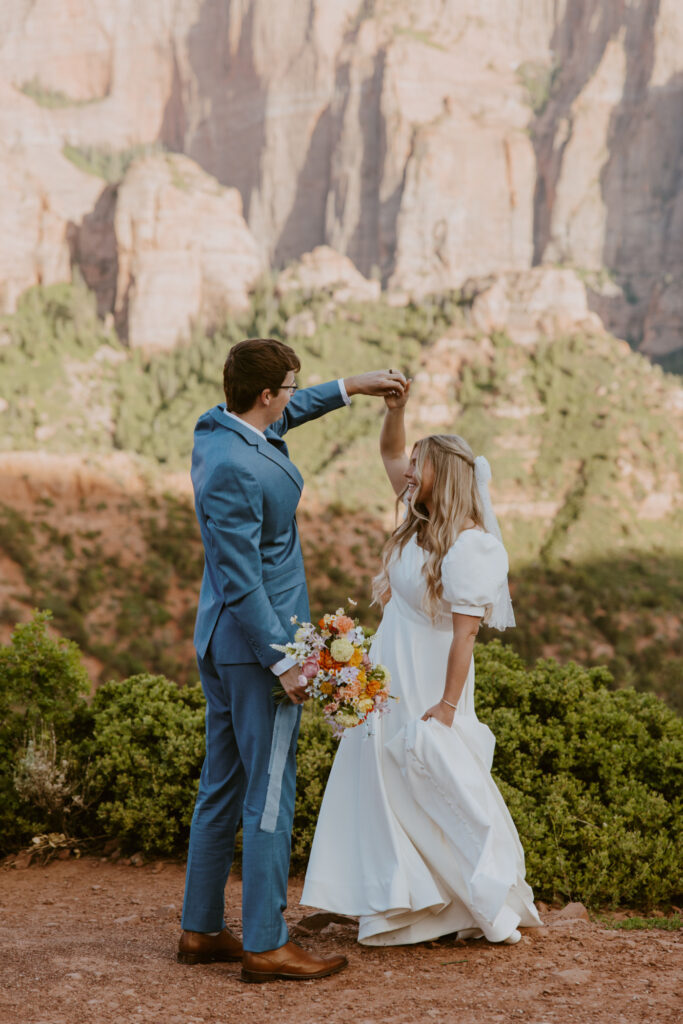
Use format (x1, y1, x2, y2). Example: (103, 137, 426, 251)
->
(536, 901, 550, 914)
(295, 911, 357, 933)
(91, 885, 101, 891)
(57, 848, 72, 860)
(556, 902, 590, 923)
(320, 922, 348, 936)
(114, 914, 138, 925)
(103, 839, 120, 855)
(151, 860, 165, 874)
(65, 972, 82, 980)
(130, 852, 145, 867)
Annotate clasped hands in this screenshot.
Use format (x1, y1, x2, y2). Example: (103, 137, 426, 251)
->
(344, 368, 408, 400)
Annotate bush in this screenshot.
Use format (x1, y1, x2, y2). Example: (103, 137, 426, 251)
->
(87, 674, 205, 855)
(0, 611, 90, 854)
(4, 618, 680, 908)
(81, 674, 337, 865)
(474, 641, 682, 908)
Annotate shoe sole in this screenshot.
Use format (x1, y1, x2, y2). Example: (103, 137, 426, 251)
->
(241, 960, 348, 984)
(177, 951, 242, 965)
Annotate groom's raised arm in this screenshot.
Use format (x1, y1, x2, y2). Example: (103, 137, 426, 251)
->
(271, 370, 408, 436)
(270, 379, 348, 435)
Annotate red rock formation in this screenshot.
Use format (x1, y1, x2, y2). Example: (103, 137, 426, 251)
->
(0, 0, 681, 358)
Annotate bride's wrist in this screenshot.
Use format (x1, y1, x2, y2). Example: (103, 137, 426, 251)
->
(440, 697, 457, 710)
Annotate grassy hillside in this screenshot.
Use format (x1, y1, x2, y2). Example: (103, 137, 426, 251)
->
(1, 280, 681, 707)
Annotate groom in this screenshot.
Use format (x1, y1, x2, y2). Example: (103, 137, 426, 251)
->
(178, 338, 406, 982)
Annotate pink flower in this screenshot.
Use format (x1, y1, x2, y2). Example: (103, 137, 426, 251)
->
(297, 674, 308, 687)
(362, 653, 372, 669)
(302, 657, 319, 679)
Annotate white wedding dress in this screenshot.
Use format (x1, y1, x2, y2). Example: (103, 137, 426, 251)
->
(302, 529, 542, 945)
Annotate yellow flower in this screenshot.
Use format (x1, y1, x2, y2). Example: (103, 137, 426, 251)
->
(357, 697, 374, 714)
(330, 638, 354, 663)
(335, 710, 360, 729)
(320, 681, 334, 696)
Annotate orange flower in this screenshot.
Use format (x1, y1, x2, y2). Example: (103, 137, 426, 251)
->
(319, 649, 339, 670)
(348, 648, 363, 668)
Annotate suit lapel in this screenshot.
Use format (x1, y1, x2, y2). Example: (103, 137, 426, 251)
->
(256, 436, 304, 491)
(209, 406, 304, 492)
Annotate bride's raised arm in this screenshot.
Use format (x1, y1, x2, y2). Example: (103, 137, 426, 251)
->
(380, 379, 412, 496)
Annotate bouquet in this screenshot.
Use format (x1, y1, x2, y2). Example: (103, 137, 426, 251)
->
(272, 606, 393, 734)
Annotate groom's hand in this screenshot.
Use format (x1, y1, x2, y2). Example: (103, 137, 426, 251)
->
(279, 666, 311, 705)
(344, 369, 408, 399)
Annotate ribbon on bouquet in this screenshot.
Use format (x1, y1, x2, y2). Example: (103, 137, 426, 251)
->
(260, 700, 300, 833)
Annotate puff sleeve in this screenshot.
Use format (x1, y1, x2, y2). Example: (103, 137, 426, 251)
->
(441, 531, 509, 620)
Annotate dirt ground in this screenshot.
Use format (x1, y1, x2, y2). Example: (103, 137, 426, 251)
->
(0, 858, 680, 1024)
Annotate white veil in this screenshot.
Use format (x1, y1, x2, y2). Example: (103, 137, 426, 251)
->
(474, 455, 516, 630)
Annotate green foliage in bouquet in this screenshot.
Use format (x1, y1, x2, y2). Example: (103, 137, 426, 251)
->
(474, 641, 682, 908)
(86, 674, 205, 855)
(0, 611, 90, 854)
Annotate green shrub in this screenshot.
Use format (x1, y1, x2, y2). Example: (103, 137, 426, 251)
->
(516, 60, 560, 116)
(20, 77, 98, 109)
(0, 611, 90, 854)
(81, 674, 338, 865)
(3, 618, 681, 907)
(474, 641, 682, 907)
(87, 674, 205, 855)
(62, 143, 164, 183)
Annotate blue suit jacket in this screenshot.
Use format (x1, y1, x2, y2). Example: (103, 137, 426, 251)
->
(191, 380, 346, 666)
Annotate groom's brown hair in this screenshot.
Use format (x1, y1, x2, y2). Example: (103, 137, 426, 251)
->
(224, 338, 301, 413)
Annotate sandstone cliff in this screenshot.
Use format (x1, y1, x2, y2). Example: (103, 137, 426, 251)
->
(1, 0, 681, 359)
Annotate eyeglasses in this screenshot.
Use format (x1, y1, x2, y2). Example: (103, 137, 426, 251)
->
(280, 383, 298, 392)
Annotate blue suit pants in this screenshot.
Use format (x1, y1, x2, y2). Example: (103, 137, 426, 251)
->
(181, 647, 301, 952)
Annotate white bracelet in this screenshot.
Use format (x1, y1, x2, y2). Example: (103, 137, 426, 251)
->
(440, 698, 457, 710)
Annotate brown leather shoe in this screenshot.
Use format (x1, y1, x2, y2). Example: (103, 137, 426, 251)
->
(241, 940, 348, 983)
(177, 927, 242, 965)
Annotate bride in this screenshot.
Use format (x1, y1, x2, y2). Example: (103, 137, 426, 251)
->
(301, 384, 542, 946)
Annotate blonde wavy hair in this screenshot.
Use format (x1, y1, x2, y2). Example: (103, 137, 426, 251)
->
(372, 434, 485, 621)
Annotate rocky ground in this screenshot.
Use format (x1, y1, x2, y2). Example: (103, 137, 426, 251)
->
(0, 858, 680, 1024)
